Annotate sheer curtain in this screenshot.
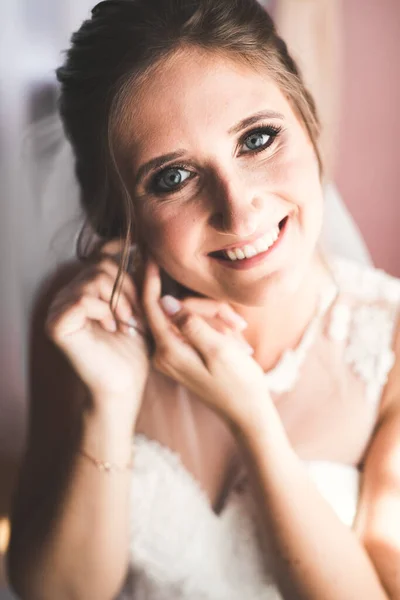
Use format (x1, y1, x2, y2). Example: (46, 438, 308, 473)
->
(0, 0, 94, 592)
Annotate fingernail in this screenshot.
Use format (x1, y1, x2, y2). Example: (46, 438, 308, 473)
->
(128, 326, 137, 337)
(109, 320, 118, 333)
(160, 295, 182, 316)
(128, 316, 138, 327)
(232, 314, 248, 330)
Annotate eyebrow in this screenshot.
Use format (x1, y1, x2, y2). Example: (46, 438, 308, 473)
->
(135, 151, 186, 186)
(134, 110, 285, 186)
(228, 110, 285, 135)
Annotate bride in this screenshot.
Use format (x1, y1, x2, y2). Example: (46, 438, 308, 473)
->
(8, 1, 400, 599)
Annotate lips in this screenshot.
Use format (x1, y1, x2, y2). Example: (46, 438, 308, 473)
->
(209, 216, 288, 259)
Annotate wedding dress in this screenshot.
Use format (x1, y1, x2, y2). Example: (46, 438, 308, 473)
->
(117, 256, 400, 599)
(24, 115, 387, 600)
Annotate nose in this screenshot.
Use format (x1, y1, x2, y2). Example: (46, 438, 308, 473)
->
(209, 171, 262, 237)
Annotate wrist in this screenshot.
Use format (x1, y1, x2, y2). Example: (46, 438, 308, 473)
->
(82, 406, 135, 465)
(231, 398, 290, 455)
(88, 390, 140, 425)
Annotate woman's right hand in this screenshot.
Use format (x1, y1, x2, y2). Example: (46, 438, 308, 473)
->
(46, 252, 149, 421)
(46, 244, 251, 422)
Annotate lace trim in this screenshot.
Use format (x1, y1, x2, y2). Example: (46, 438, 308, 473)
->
(262, 258, 400, 404)
(346, 305, 395, 404)
(331, 257, 400, 303)
(328, 258, 400, 405)
(263, 281, 338, 393)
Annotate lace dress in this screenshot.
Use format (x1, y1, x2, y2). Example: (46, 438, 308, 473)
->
(119, 257, 400, 600)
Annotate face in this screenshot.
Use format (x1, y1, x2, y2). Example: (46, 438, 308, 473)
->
(123, 49, 323, 306)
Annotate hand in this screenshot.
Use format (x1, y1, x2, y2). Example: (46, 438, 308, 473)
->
(46, 245, 252, 423)
(142, 258, 271, 429)
(46, 254, 150, 420)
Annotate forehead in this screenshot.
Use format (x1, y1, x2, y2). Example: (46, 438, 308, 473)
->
(120, 49, 294, 156)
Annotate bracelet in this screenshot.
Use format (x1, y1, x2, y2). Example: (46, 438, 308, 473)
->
(79, 448, 134, 473)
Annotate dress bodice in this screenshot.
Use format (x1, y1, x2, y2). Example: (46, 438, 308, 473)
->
(120, 257, 400, 599)
(125, 437, 360, 600)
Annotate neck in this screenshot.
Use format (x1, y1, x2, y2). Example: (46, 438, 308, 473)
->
(233, 252, 330, 372)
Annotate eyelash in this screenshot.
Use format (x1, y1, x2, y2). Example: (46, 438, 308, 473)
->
(148, 123, 282, 196)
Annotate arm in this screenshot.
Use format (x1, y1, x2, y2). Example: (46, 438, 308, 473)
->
(7, 264, 136, 600)
(353, 320, 400, 598)
(133, 260, 399, 599)
(235, 335, 400, 600)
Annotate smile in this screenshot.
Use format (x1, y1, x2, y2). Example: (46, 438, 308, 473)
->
(209, 216, 288, 263)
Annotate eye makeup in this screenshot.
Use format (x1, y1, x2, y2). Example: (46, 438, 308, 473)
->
(144, 121, 283, 197)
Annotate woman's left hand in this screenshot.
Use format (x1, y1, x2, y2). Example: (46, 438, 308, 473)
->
(142, 257, 271, 429)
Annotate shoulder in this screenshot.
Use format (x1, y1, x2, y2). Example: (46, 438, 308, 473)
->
(330, 256, 400, 306)
(328, 257, 400, 415)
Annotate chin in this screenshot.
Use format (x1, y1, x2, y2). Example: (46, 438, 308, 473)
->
(225, 252, 315, 306)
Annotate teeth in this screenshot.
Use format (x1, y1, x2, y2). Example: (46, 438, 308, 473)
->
(227, 250, 238, 261)
(243, 245, 257, 258)
(255, 237, 269, 253)
(223, 225, 281, 261)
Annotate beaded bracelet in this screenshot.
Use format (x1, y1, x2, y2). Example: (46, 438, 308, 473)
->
(79, 449, 134, 473)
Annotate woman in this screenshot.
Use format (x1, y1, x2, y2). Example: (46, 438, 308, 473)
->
(8, 0, 400, 598)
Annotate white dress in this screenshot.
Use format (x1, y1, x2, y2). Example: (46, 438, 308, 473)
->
(119, 257, 400, 600)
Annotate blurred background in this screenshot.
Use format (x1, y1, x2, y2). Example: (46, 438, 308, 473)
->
(1, 0, 399, 595)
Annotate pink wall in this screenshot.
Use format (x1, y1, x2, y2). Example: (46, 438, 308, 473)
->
(336, 0, 400, 277)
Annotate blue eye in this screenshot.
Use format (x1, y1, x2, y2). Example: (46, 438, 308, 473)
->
(153, 167, 192, 192)
(245, 131, 270, 150)
(241, 126, 281, 153)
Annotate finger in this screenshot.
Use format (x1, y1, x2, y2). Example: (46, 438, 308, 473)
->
(141, 259, 203, 376)
(160, 298, 254, 364)
(74, 256, 140, 314)
(91, 258, 139, 310)
(82, 273, 137, 327)
(181, 298, 248, 331)
(47, 295, 115, 342)
(99, 238, 125, 256)
(142, 258, 172, 345)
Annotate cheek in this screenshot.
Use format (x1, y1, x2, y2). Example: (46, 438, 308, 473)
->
(276, 141, 322, 211)
(139, 206, 200, 264)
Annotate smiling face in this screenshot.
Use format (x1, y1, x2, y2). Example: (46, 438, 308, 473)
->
(121, 48, 324, 306)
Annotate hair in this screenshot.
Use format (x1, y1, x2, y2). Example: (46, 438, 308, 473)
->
(56, 0, 322, 326)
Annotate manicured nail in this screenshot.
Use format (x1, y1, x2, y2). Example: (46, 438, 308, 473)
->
(232, 314, 248, 330)
(128, 316, 138, 327)
(160, 295, 182, 316)
(128, 326, 137, 337)
(109, 320, 118, 333)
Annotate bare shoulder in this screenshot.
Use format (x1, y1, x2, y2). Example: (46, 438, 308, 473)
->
(332, 257, 400, 420)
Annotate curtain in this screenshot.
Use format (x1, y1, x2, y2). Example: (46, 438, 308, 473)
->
(275, 0, 343, 177)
